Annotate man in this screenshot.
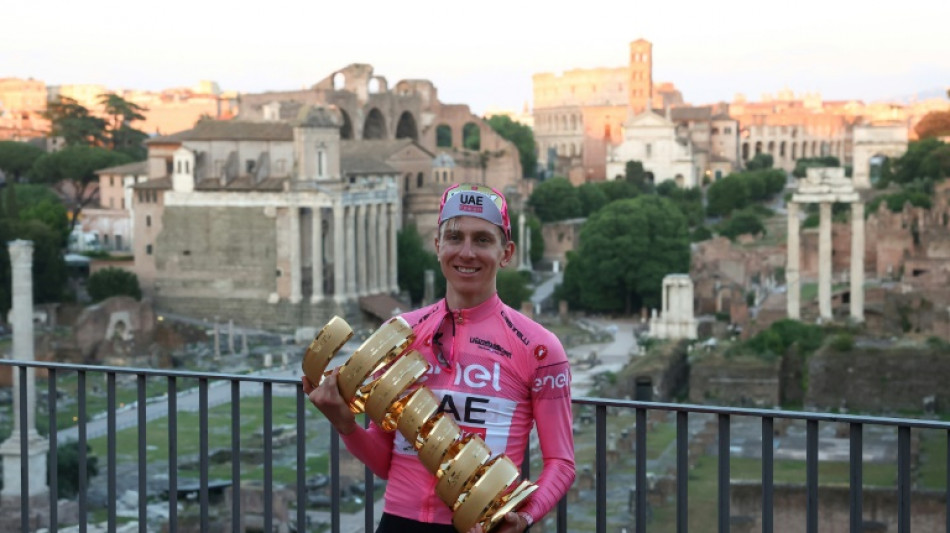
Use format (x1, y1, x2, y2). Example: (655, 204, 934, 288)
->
(304, 183, 575, 532)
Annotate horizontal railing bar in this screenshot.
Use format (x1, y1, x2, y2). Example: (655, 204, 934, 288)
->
(574, 397, 950, 430)
(3, 357, 948, 431)
(0, 358, 306, 385)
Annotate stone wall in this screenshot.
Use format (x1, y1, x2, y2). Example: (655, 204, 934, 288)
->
(153, 295, 354, 331)
(689, 355, 781, 407)
(807, 344, 950, 412)
(155, 205, 277, 302)
(732, 482, 945, 533)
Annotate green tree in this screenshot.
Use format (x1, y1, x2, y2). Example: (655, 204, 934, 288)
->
(920, 144, 950, 180)
(497, 270, 531, 309)
(0, 141, 45, 182)
(485, 115, 537, 178)
(29, 145, 133, 232)
(527, 177, 581, 223)
(867, 191, 933, 214)
(745, 153, 774, 170)
(98, 93, 149, 159)
(397, 223, 444, 305)
(716, 210, 766, 241)
(657, 181, 704, 226)
(16, 184, 70, 247)
(558, 196, 690, 313)
(577, 182, 608, 217)
(42, 96, 107, 147)
(706, 174, 749, 217)
(891, 139, 944, 184)
(624, 160, 653, 192)
(50, 441, 99, 499)
(86, 267, 142, 303)
(595, 179, 640, 203)
(0, 219, 67, 314)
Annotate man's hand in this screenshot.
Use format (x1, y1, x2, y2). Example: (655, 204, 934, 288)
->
(466, 512, 530, 533)
(302, 371, 358, 435)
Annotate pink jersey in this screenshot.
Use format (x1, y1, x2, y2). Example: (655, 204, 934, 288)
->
(340, 294, 575, 525)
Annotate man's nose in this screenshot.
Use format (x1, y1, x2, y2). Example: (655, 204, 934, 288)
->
(460, 238, 476, 257)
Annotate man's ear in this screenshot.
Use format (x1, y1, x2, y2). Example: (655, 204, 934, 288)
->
(502, 240, 516, 266)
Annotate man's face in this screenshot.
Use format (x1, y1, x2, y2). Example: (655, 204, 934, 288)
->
(435, 216, 514, 308)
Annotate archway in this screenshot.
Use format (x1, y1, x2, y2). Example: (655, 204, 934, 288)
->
(395, 111, 418, 141)
(363, 108, 386, 140)
(462, 122, 481, 150)
(754, 141, 763, 155)
(436, 125, 452, 148)
(742, 142, 750, 160)
(339, 109, 353, 140)
(332, 72, 346, 91)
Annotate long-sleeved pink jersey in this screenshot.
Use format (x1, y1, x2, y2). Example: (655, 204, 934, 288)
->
(340, 294, 575, 525)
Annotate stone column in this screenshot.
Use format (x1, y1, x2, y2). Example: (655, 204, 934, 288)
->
(850, 201, 865, 322)
(333, 203, 346, 304)
(228, 319, 235, 354)
(367, 203, 379, 293)
(310, 209, 324, 303)
(356, 204, 367, 296)
(345, 205, 357, 298)
(786, 202, 801, 319)
(375, 204, 386, 294)
(213, 322, 220, 358)
(818, 201, 833, 321)
(388, 203, 399, 292)
(1, 240, 49, 499)
(518, 213, 528, 270)
(289, 206, 302, 304)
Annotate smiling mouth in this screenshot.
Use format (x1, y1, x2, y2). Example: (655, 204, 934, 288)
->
(455, 266, 479, 274)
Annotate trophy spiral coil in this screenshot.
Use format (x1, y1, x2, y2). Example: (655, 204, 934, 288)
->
(303, 316, 538, 532)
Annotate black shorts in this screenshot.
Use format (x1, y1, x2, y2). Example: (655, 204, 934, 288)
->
(376, 512, 457, 533)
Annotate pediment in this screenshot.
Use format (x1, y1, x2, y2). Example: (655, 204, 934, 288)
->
(627, 110, 674, 128)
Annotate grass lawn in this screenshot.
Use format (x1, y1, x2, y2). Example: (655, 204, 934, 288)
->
(87, 395, 333, 486)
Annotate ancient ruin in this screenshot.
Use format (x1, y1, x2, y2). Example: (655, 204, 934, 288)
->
(0, 240, 49, 519)
(787, 167, 864, 322)
(648, 275, 698, 340)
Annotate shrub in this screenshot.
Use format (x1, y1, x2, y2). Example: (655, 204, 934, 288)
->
(830, 333, 855, 352)
(86, 267, 142, 303)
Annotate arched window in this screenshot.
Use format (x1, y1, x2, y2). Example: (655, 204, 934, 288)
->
(462, 123, 480, 150)
(417, 172, 424, 188)
(436, 125, 452, 148)
(146, 215, 152, 227)
(363, 108, 386, 140)
(395, 111, 418, 141)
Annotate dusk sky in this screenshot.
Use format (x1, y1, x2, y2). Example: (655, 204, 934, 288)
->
(5, 0, 949, 114)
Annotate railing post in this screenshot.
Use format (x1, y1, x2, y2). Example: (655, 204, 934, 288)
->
(806, 420, 818, 533)
(849, 423, 862, 533)
(636, 407, 647, 533)
(232, 380, 242, 533)
(718, 413, 730, 533)
(897, 426, 910, 533)
(677, 410, 688, 533)
(762, 416, 773, 533)
(596, 404, 607, 533)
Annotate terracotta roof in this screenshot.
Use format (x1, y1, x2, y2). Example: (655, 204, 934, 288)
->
(146, 120, 294, 144)
(95, 160, 148, 175)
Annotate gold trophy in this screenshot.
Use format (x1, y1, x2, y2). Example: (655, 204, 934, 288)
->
(303, 316, 538, 532)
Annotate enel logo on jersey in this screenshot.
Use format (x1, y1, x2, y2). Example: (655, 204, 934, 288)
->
(419, 361, 502, 392)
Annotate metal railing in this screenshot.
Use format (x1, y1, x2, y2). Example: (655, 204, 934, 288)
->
(1, 359, 948, 533)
